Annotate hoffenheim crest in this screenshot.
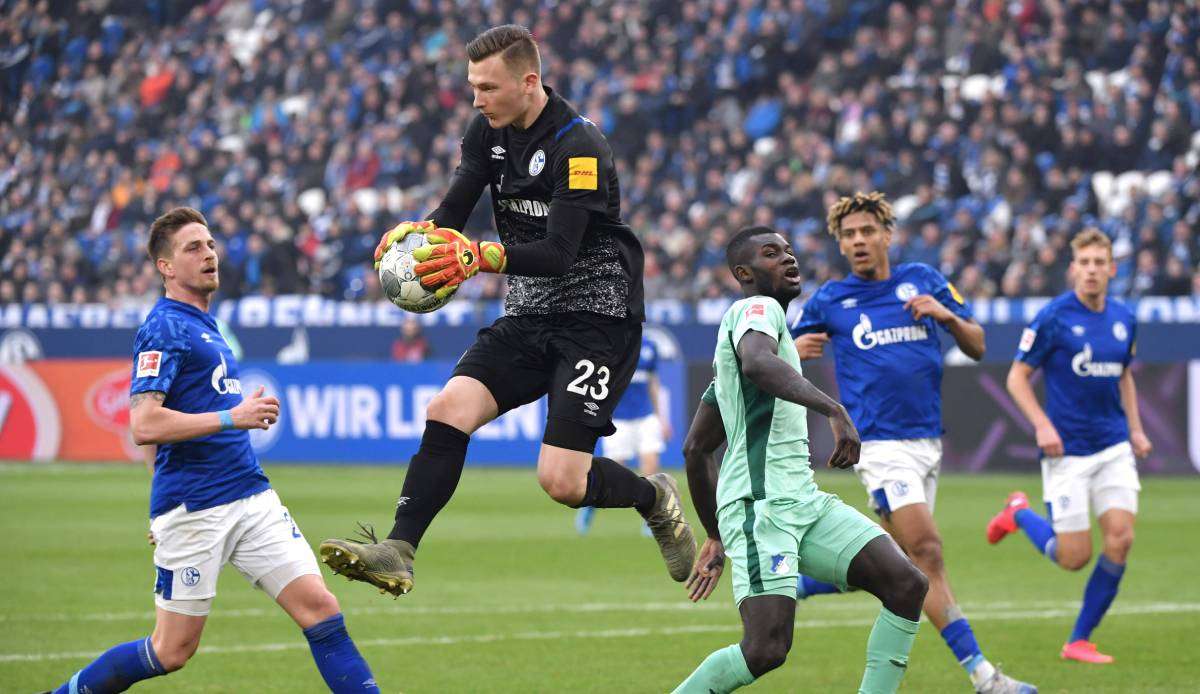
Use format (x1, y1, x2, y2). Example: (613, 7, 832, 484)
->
(181, 567, 201, 586)
(1112, 322, 1128, 341)
(895, 282, 918, 302)
(529, 149, 545, 176)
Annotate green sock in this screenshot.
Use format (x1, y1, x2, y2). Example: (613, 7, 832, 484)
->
(858, 608, 921, 694)
(672, 644, 756, 694)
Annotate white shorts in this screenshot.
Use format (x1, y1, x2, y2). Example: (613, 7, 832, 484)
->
(151, 489, 320, 616)
(602, 414, 665, 462)
(855, 438, 942, 517)
(1042, 441, 1140, 533)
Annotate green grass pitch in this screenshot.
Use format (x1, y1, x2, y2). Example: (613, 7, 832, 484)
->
(2, 463, 1198, 693)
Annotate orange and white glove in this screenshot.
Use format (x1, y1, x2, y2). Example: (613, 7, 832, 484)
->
(372, 220, 436, 270)
(412, 228, 507, 291)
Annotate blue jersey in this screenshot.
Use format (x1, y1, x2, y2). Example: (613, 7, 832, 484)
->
(791, 263, 973, 441)
(612, 338, 659, 420)
(131, 297, 270, 517)
(1015, 291, 1135, 457)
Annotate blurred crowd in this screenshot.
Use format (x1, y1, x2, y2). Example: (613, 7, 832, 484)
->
(1, 0, 1198, 308)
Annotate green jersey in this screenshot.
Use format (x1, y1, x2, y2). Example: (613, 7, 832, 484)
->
(706, 296, 816, 509)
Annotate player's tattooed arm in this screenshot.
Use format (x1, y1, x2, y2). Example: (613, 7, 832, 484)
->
(682, 399, 726, 540)
(737, 330, 860, 469)
(129, 391, 166, 409)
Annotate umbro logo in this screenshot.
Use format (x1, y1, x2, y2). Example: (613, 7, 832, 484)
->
(841, 298, 858, 309)
(491, 146, 506, 160)
(201, 332, 213, 342)
(1072, 325, 1085, 336)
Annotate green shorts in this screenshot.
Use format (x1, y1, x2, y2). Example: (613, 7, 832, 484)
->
(718, 491, 885, 605)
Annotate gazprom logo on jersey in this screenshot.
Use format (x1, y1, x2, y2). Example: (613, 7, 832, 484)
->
(211, 354, 242, 395)
(497, 198, 550, 217)
(1071, 343, 1124, 378)
(851, 314, 929, 350)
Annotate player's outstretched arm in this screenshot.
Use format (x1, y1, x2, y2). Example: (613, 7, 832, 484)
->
(1005, 360, 1063, 457)
(130, 386, 279, 445)
(736, 331, 860, 469)
(1119, 369, 1153, 458)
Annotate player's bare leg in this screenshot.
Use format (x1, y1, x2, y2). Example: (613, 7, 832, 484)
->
(1052, 530, 1092, 571)
(541, 443, 695, 581)
(887, 505, 1036, 693)
(672, 594, 794, 692)
(276, 575, 342, 629)
(321, 376, 498, 596)
(537, 444, 594, 506)
(150, 609, 206, 673)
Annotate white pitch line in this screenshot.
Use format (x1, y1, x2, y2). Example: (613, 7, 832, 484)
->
(2, 602, 1198, 664)
(0, 598, 1091, 624)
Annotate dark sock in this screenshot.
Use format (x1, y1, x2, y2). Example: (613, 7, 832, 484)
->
(575, 457, 657, 513)
(387, 420, 470, 547)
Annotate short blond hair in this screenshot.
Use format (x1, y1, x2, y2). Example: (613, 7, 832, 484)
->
(1070, 228, 1112, 259)
(827, 191, 896, 236)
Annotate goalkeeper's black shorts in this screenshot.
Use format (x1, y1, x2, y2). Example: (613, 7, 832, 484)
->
(452, 311, 641, 453)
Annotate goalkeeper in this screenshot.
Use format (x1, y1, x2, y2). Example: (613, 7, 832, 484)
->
(320, 24, 696, 597)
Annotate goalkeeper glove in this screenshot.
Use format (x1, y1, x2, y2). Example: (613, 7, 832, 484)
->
(412, 228, 507, 291)
(372, 220, 436, 270)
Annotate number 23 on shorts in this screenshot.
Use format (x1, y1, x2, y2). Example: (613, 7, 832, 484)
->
(567, 358, 610, 400)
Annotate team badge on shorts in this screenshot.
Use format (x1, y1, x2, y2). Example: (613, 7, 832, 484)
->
(1058, 495, 1071, 511)
(770, 554, 792, 575)
(892, 480, 909, 497)
(181, 567, 201, 586)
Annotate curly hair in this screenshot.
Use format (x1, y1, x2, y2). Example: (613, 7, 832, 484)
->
(826, 191, 896, 236)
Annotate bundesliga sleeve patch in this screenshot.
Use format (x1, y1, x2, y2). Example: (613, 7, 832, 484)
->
(1018, 328, 1036, 352)
(948, 282, 965, 305)
(136, 351, 163, 377)
(567, 157, 598, 190)
(744, 303, 765, 318)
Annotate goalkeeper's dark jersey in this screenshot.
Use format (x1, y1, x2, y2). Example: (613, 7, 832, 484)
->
(442, 87, 644, 321)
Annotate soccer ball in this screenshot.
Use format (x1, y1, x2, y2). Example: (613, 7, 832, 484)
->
(378, 232, 456, 313)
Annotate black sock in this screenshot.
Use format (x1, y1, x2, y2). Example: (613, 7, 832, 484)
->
(575, 457, 657, 514)
(387, 420, 470, 548)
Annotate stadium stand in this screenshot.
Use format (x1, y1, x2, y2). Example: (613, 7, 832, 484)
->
(0, 0, 1197, 306)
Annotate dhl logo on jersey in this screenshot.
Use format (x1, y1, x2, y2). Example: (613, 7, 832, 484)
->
(568, 157, 598, 190)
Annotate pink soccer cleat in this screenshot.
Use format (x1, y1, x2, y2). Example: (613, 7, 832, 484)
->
(986, 491, 1030, 544)
(1061, 640, 1114, 664)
